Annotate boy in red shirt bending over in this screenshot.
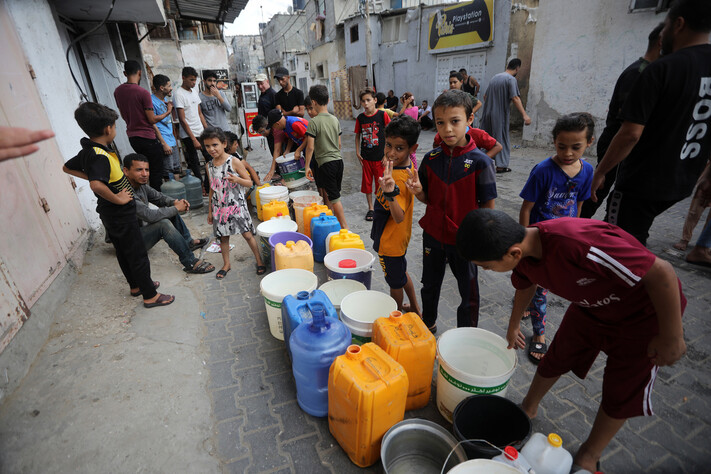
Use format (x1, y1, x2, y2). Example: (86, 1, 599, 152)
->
(456, 209, 686, 472)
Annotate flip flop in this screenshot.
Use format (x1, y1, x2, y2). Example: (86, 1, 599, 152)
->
(130, 281, 160, 297)
(496, 167, 512, 173)
(189, 237, 210, 251)
(183, 260, 215, 274)
(528, 338, 547, 365)
(256, 265, 267, 275)
(216, 268, 230, 280)
(365, 210, 374, 221)
(143, 293, 175, 308)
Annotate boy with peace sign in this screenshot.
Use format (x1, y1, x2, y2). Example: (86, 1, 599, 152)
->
(371, 116, 422, 315)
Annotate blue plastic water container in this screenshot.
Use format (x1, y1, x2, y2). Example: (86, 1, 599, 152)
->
(310, 213, 341, 263)
(282, 290, 339, 359)
(290, 301, 351, 417)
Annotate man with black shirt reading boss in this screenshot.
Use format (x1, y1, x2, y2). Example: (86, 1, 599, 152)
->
(591, 0, 711, 246)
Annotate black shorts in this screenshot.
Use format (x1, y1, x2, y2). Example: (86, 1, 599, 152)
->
(317, 160, 343, 203)
(379, 254, 408, 289)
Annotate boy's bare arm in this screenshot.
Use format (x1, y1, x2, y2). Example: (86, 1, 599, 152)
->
(153, 125, 171, 155)
(576, 201, 584, 217)
(63, 165, 88, 181)
(245, 162, 262, 186)
(177, 108, 201, 148)
(294, 140, 307, 159)
(304, 136, 316, 180)
(479, 199, 495, 209)
(642, 258, 686, 366)
(506, 285, 537, 350)
(89, 180, 132, 205)
(519, 200, 534, 226)
(283, 139, 294, 156)
(355, 134, 362, 162)
(486, 141, 503, 159)
(198, 106, 208, 130)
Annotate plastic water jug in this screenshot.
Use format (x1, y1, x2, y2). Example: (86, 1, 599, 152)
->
(328, 343, 408, 467)
(302, 204, 332, 238)
(293, 195, 323, 233)
(181, 169, 204, 208)
(274, 240, 314, 272)
(160, 173, 186, 201)
(290, 302, 351, 417)
(521, 432, 573, 474)
(254, 183, 270, 220)
(262, 200, 289, 222)
(492, 446, 533, 473)
(372, 311, 436, 411)
(281, 290, 339, 360)
(326, 229, 365, 253)
(311, 213, 341, 263)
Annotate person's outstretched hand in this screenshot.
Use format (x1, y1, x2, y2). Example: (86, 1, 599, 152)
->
(405, 167, 422, 195)
(590, 170, 605, 202)
(378, 160, 395, 193)
(0, 127, 54, 162)
(506, 321, 526, 350)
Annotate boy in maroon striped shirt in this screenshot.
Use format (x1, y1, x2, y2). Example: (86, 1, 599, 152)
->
(456, 209, 686, 472)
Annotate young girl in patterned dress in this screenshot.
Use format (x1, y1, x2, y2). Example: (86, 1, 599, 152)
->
(202, 127, 266, 279)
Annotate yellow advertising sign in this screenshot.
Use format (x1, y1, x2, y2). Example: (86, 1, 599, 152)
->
(428, 0, 494, 53)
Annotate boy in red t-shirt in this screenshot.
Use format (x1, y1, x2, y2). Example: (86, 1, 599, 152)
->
(355, 88, 390, 221)
(456, 209, 686, 472)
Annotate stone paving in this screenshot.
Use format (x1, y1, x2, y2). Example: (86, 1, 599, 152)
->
(199, 122, 711, 473)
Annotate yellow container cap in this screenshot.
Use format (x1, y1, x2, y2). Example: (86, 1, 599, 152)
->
(547, 433, 562, 448)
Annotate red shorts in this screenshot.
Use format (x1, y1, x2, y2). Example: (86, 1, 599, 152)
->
(361, 160, 383, 194)
(538, 305, 661, 419)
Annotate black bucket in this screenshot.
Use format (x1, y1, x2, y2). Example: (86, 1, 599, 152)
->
(452, 395, 532, 459)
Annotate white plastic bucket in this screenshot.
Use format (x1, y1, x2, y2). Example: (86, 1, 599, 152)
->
(323, 249, 376, 289)
(436, 328, 517, 423)
(318, 279, 367, 312)
(339, 290, 397, 344)
(259, 185, 289, 206)
(289, 190, 320, 202)
(256, 217, 298, 268)
(447, 459, 521, 474)
(259, 269, 318, 340)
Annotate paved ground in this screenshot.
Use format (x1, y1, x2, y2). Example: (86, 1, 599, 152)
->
(1, 121, 709, 473)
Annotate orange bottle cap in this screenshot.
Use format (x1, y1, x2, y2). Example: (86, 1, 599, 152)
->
(390, 311, 403, 319)
(339, 259, 357, 268)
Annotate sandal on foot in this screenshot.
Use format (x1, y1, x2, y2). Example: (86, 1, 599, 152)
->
(216, 268, 230, 280)
(256, 265, 267, 275)
(189, 237, 210, 251)
(365, 210, 374, 221)
(496, 167, 512, 173)
(143, 293, 175, 308)
(427, 324, 437, 335)
(522, 310, 531, 320)
(131, 281, 160, 297)
(184, 260, 215, 274)
(528, 339, 547, 365)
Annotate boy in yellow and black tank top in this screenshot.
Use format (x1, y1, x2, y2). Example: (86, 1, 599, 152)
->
(63, 102, 174, 308)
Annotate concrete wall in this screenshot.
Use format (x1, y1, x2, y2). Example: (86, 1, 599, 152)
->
(344, 0, 512, 117)
(5, 0, 107, 230)
(522, 0, 666, 148)
(261, 13, 309, 67)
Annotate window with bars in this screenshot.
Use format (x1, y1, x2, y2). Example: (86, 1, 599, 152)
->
(629, 0, 672, 12)
(350, 25, 359, 43)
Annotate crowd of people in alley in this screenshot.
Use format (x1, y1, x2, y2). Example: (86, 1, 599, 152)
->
(0, 0, 703, 471)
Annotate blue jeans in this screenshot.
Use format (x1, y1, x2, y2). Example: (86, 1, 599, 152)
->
(526, 286, 548, 336)
(696, 219, 711, 248)
(141, 215, 196, 269)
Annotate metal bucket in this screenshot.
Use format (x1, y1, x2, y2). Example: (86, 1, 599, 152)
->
(381, 419, 467, 474)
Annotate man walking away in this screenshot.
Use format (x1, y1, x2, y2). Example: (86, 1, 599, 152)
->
(479, 58, 531, 174)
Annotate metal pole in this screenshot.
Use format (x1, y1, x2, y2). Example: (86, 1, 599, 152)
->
(364, 0, 373, 88)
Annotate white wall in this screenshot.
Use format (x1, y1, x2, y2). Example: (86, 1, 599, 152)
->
(6, 0, 101, 229)
(523, 1, 666, 147)
(180, 41, 231, 71)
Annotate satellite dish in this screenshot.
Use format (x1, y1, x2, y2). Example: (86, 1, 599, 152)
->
(288, 6, 293, 14)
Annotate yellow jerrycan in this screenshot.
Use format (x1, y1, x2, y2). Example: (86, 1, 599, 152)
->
(274, 240, 314, 272)
(302, 203, 332, 238)
(326, 229, 365, 253)
(262, 200, 289, 222)
(328, 343, 408, 467)
(254, 183, 271, 220)
(372, 311, 436, 411)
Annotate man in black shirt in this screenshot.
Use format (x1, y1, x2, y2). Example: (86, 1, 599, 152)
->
(274, 67, 305, 118)
(256, 73, 278, 154)
(591, 0, 711, 246)
(386, 90, 399, 112)
(580, 23, 663, 219)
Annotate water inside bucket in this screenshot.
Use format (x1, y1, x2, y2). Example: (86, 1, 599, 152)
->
(445, 341, 511, 377)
